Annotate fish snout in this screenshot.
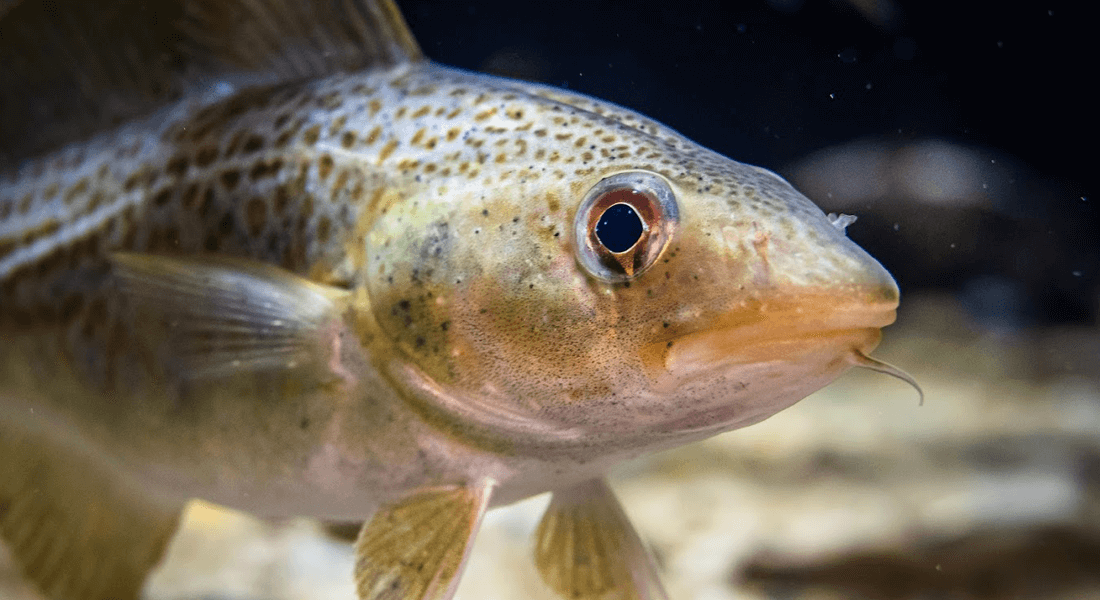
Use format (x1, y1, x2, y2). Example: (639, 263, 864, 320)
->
(651, 218, 900, 379)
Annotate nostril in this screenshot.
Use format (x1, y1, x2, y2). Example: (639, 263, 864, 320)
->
(827, 212, 858, 232)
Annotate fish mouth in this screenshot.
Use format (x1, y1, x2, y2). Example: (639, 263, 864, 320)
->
(641, 289, 899, 380)
(633, 288, 899, 439)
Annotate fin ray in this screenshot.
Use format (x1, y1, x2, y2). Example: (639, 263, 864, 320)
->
(536, 478, 669, 600)
(354, 482, 493, 600)
(110, 252, 357, 382)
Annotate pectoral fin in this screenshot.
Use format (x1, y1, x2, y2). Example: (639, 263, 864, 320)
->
(0, 407, 184, 600)
(354, 482, 493, 600)
(111, 253, 360, 383)
(535, 478, 669, 600)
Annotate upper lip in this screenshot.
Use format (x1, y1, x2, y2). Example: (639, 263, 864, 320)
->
(688, 289, 897, 342)
(642, 289, 898, 376)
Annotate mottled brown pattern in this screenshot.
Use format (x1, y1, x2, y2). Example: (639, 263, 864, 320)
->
(1, 62, 894, 582)
(302, 125, 321, 145)
(317, 155, 334, 180)
(195, 146, 218, 168)
(242, 135, 265, 154)
(220, 170, 241, 191)
(246, 197, 267, 237)
(249, 159, 283, 181)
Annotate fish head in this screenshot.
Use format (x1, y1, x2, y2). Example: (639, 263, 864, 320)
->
(364, 80, 898, 454)
(569, 162, 900, 440)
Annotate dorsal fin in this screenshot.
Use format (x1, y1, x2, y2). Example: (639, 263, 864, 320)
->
(0, 0, 422, 167)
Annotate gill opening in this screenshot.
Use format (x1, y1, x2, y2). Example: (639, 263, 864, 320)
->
(849, 350, 924, 406)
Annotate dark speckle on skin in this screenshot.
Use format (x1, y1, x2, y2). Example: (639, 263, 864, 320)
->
(0, 54, 863, 481)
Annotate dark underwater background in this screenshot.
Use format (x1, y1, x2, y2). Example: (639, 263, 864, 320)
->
(403, 0, 1097, 331)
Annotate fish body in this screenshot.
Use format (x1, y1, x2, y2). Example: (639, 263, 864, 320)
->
(0, 2, 903, 599)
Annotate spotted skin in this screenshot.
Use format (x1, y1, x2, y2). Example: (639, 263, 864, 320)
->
(1, 60, 896, 519)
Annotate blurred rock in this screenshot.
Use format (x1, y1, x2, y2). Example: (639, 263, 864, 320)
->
(787, 139, 1100, 328)
(742, 526, 1100, 600)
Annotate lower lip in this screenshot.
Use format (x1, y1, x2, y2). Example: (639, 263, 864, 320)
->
(646, 328, 883, 434)
(660, 325, 884, 377)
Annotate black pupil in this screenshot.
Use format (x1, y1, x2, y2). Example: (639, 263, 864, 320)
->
(595, 203, 644, 253)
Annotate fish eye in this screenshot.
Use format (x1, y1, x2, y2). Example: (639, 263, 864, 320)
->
(573, 172, 679, 282)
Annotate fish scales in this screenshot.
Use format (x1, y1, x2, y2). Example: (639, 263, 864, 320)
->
(1, 67, 841, 291)
(1, 64, 865, 439)
(0, 1, 911, 599)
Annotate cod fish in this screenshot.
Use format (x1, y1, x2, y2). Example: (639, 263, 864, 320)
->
(0, 1, 916, 599)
